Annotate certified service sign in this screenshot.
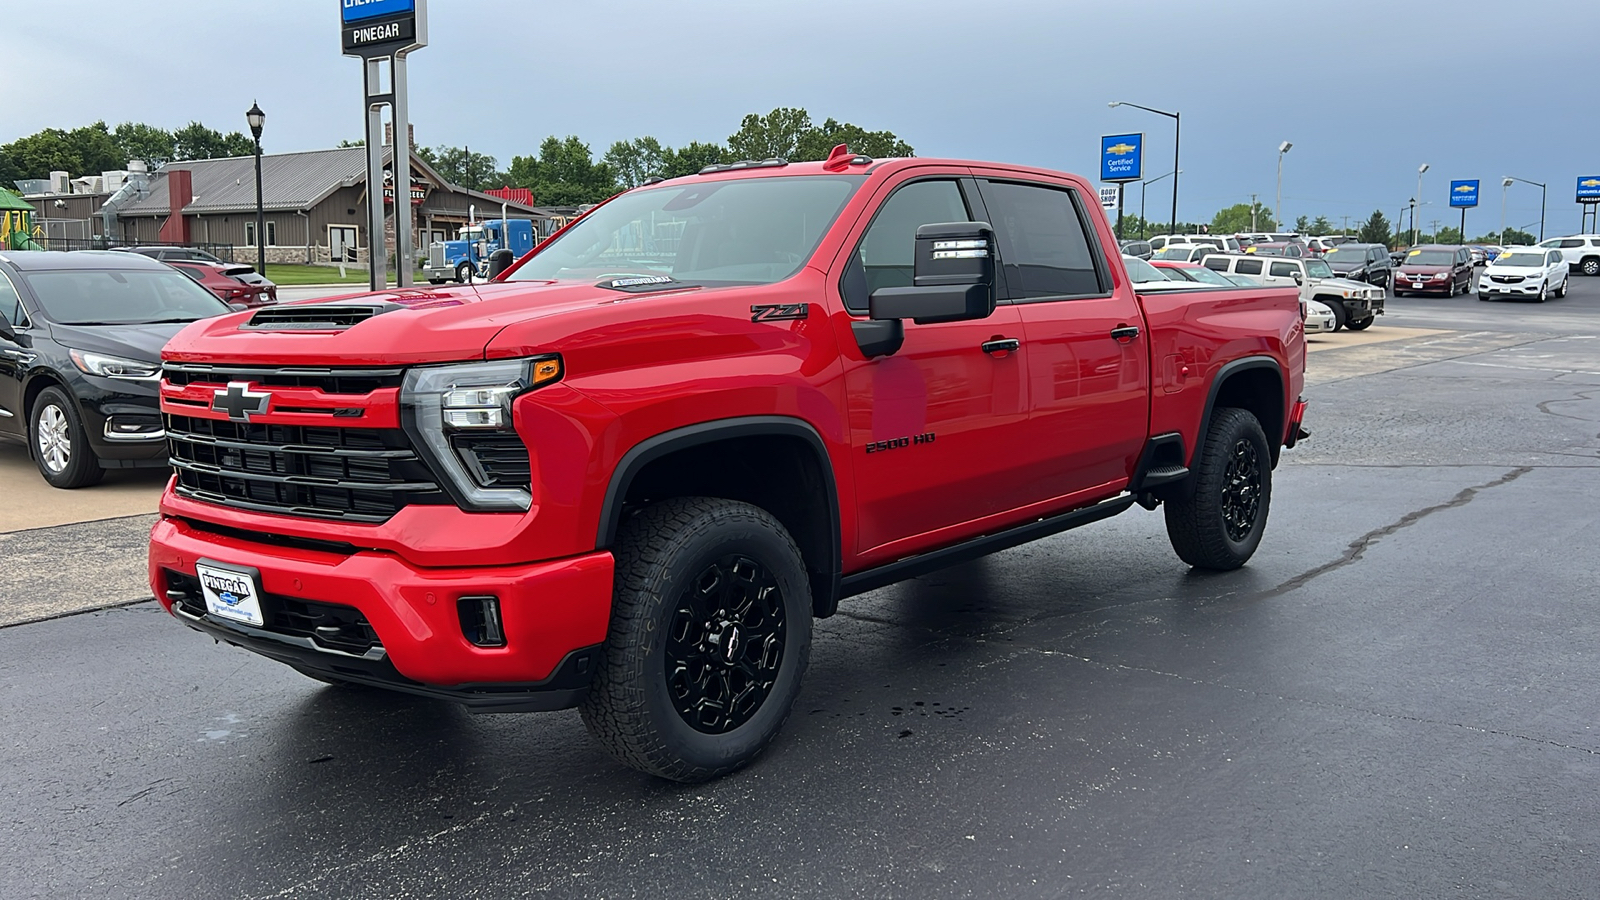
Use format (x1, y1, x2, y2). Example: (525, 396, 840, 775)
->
(1449, 179, 1480, 208)
(343, 0, 414, 22)
(1578, 177, 1600, 204)
(1101, 133, 1143, 184)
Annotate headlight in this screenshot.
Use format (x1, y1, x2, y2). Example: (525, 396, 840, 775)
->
(68, 349, 159, 381)
(401, 356, 563, 512)
(1432, 273, 1447, 280)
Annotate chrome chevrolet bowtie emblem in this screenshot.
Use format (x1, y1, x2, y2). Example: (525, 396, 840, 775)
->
(211, 382, 272, 422)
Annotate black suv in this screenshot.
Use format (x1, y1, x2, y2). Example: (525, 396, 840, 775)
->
(0, 250, 232, 487)
(1323, 242, 1393, 288)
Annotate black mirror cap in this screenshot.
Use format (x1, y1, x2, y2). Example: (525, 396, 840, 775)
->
(912, 221, 996, 287)
(871, 282, 995, 325)
(0, 316, 14, 342)
(487, 248, 516, 279)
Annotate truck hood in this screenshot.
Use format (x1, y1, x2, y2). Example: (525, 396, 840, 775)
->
(1308, 276, 1376, 293)
(162, 280, 695, 366)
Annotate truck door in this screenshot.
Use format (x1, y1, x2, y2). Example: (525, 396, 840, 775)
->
(972, 176, 1150, 501)
(831, 174, 1031, 556)
(0, 270, 30, 437)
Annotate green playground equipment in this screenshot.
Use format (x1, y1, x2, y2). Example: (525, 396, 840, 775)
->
(0, 188, 46, 251)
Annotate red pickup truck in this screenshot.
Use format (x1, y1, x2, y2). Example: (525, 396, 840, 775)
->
(149, 147, 1307, 782)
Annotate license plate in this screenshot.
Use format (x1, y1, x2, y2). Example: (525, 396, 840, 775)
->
(196, 560, 266, 627)
(1413, 282, 1426, 288)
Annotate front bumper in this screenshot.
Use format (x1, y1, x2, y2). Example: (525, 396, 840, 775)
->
(1396, 275, 1453, 294)
(1478, 279, 1545, 298)
(149, 515, 615, 706)
(73, 375, 169, 465)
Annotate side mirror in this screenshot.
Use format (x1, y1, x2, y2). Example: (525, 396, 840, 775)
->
(1292, 272, 1304, 285)
(868, 222, 998, 325)
(228, 303, 249, 312)
(0, 317, 14, 342)
(487, 248, 515, 279)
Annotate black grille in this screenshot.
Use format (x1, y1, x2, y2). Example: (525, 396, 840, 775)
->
(450, 433, 533, 489)
(167, 414, 447, 522)
(165, 570, 382, 655)
(242, 303, 397, 330)
(164, 364, 404, 395)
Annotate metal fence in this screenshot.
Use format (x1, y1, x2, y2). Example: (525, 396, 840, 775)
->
(20, 229, 242, 262)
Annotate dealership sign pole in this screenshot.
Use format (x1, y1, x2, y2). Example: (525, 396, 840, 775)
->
(1449, 179, 1479, 243)
(1100, 133, 1143, 241)
(342, 0, 427, 292)
(1578, 176, 1600, 234)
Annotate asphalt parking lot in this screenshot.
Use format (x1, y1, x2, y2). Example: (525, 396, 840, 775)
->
(3, 276, 1600, 898)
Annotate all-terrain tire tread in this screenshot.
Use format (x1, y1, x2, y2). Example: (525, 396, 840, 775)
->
(1163, 407, 1270, 570)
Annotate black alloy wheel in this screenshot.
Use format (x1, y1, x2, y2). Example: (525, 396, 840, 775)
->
(1219, 438, 1262, 543)
(665, 554, 788, 734)
(582, 497, 812, 782)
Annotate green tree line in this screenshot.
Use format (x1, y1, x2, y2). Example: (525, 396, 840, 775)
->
(0, 121, 257, 185)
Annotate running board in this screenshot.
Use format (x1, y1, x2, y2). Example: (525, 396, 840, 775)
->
(839, 495, 1137, 598)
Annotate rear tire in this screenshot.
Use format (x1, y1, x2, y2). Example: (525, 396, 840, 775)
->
(582, 497, 812, 782)
(1164, 408, 1272, 571)
(1581, 257, 1600, 277)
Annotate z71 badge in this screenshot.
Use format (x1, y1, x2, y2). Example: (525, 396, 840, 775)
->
(751, 303, 809, 322)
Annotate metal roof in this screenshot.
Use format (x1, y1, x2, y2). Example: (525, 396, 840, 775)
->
(119, 147, 370, 216)
(116, 147, 542, 218)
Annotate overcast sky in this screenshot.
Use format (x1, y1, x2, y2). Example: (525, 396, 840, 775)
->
(6, 0, 1594, 234)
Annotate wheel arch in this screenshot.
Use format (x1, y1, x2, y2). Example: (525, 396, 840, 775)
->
(1195, 356, 1287, 469)
(598, 416, 843, 618)
(21, 370, 73, 457)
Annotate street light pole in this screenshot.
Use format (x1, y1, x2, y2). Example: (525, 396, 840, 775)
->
(1414, 163, 1429, 247)
(1276, 141, 1292, 231)
(1139, 169, 1176, 240)
(1503, 176, 1548, 242)
(246, 101, 266, 273)
(1110, 101, 1180, 235)
(1500, 178, 1510, 245)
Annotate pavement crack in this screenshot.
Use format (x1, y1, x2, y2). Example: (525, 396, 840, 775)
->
(1257, 466, 1533, 600)
(1537, 388, 1600, 423)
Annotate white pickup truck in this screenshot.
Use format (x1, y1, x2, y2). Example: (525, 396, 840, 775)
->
(1204, 253, 1385, 331)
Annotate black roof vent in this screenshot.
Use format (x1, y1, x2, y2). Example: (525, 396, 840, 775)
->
(242, 302, 401, 331)
(698, 158, 789, 175)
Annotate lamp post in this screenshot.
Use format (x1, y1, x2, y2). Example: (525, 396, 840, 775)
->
(246, 101, 266, 273)
(1110, 101, 1180, 236)
(1139, 169, 1177, 239)
(1500, 178, 1510, 245)
(1413, 163, 1429, 246)
(1276, 141, 1292, 231)
(1503, 175, 1546, 242)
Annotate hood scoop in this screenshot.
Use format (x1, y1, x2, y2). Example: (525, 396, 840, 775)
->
(242, 301, 402, 331)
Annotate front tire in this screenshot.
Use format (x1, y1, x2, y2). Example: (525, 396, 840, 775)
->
(1557, 278, 1568, 298)
(455, 262, 473, 283)
(1164, 408, 1272, 570)
(1323, 300, 1347, 332)
(1537, 281, 1548, 303)
(582, 497, 812, 782)
(1346, 316, 1374, 331)
(29, 386, 103, 489)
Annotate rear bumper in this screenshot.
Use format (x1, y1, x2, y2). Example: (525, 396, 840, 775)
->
(1284, 397, 1310, 449)
(149, 515, 614, 703)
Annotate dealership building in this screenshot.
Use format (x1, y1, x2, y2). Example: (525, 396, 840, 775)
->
(18, 142, 567, 264)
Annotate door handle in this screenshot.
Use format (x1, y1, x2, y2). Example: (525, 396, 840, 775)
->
(1110, 325, 1140, 342)
(981, 338, 1020, 355)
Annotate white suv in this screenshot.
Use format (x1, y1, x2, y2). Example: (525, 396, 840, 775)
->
(1478, 248, 1569, 301)
(1204, 253, 1385, 331)
(1537, 235, 1600, 276)
(1149, 233, 1243, 253)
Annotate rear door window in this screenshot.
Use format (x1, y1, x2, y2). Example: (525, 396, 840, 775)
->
(979, 180, 1106, 300)
(1269, 261, 1299, 278)
(1203, 256, 1229, 272)
(1235, 259, 1263, 275)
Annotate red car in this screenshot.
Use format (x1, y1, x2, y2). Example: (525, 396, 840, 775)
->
(168, 260, 277, 307)
(150, 149, 1307, 781)
(1393, 245, 1474, 297)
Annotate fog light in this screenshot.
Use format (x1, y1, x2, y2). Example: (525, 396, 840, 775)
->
(458, 595, 506, 647)
(104, 417, 165, 440)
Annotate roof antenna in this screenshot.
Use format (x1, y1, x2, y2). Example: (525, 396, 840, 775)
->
(822, 143, 854, 172)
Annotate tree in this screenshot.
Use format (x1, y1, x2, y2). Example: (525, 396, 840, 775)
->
(1434, 226, 1464, 246)
(1357, 209, 1392, 247)
(1211, 202, 1277, 236)
(1310, 215, 1332, 236)
(172, 122, 255, 160)
(1294, 215, 1310, 235)
(603, 137, 666, 189)
(0, 122, 121, 183)
(1477, 228, 1533, 246)
(660, 141, 728, 178)
(112, 122, 176, 166)
(337, 138, 365, 148)
(505, 136, 617, 206)
(418, 145, 500, 191)
(727, 107, 814, 160)
(794, 118, 913, 161)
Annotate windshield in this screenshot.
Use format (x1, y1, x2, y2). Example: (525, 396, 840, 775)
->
(1305, 259, 1335, 278)
(1153, 246, 1200, 260)
(1253, 245, 1287, 256)
(1122, 256, 1169, 284)
(1493, 252, 1546, 267)
(22, 269, 231, 325)
(1404, 250, 1455, 266)
(508, 175, 864, 286)
(1172, 265, 1232, 286)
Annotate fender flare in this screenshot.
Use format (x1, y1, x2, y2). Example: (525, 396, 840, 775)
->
(595, 415, 843, 614)
(1193, 355, 1286, 464)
